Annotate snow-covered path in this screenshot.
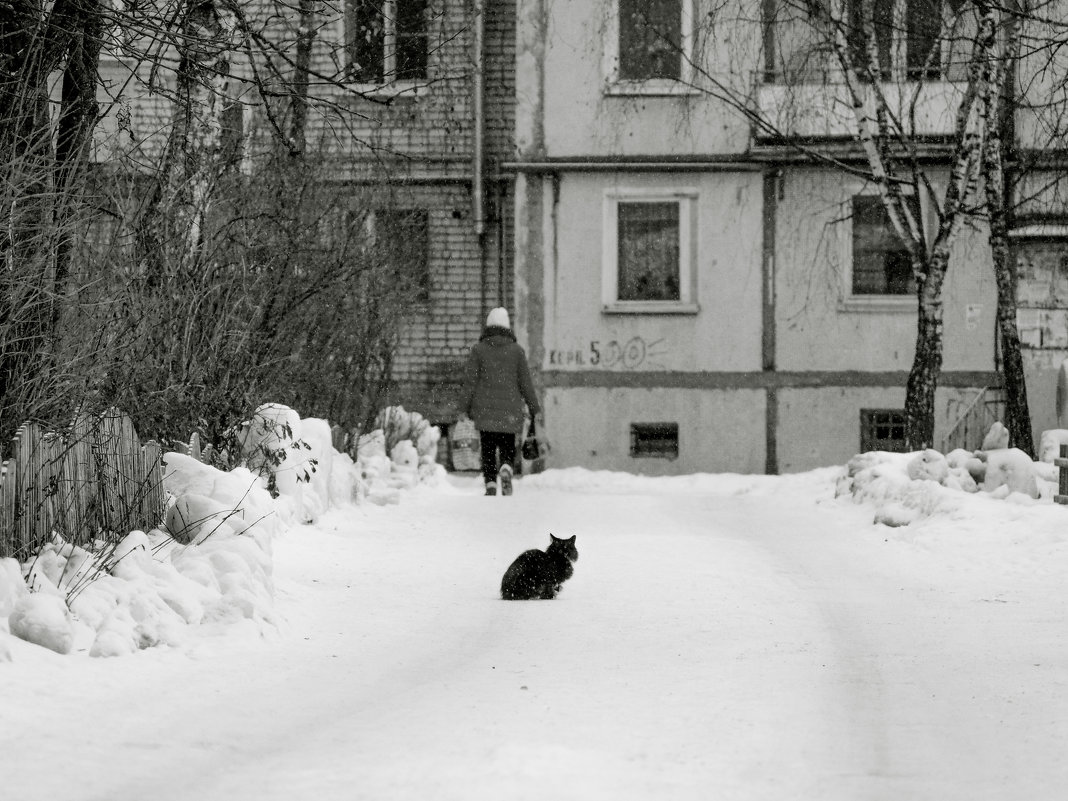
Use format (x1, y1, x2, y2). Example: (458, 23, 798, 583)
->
(4, 471, 1067, 800)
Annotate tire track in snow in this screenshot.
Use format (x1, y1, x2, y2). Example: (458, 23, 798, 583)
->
(699, 487, 1068, 800)
(35, 475, 1068, 801)
(101, 483, 860, 801)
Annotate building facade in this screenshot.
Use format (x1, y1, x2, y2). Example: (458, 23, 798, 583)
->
(511, 0, 1068, 474)
(89, 1, 1068, 470)
(91, 0, 518, 426)
(324, 0, 519, 420)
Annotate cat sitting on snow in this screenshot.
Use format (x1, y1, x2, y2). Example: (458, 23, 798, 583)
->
(500, 534, 578, 600)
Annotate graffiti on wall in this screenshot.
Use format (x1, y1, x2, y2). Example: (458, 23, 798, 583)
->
(548, 336, 668, 370)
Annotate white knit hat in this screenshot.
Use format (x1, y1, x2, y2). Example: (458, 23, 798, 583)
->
(486, 307, 511, 329)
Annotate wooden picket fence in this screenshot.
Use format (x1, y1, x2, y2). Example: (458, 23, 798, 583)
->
(0, 409, 167, 561)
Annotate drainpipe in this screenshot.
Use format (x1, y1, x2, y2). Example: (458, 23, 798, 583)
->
(472, 0, 486, 260)
(497, 180, 507, 307)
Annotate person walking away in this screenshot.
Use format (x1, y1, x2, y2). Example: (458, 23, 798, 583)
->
(459, 307, 540, 496)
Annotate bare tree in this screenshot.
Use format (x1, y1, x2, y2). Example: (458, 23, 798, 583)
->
(0, 0, 107, 443)
(0, 0, 456, 448)
(657, 0, 1048, 449)
(981, 2, 1033, 456)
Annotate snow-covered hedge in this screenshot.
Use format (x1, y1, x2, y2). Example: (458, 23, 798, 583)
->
(837, 425, 1067, 527)
(0, 403, 442, 661)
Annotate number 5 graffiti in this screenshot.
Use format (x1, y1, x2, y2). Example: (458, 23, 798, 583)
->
(588, 336, 666, 369)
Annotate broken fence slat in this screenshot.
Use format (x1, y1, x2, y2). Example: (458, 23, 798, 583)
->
(0, 460, 14, 558)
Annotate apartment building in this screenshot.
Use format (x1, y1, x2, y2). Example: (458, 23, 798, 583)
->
(88, 1, 1068, 470)
(91, 0, 517, 425)
(511, 0, 1068, 473)
(327, 0, 518, 419)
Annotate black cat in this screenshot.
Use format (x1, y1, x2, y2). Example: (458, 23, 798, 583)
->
(500, 534, 578, 600)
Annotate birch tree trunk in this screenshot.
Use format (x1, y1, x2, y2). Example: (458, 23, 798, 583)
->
(986, 146, 1033, 456)
(53, 0, 104, 333)
(824, 0, 995, 448)
(982, 7, 1033, 456)
(126, 0, 240, 396)
(905, 255, 949, 448)
(901, 2, 999, 449)
(289, 0, 318, 155)
(153, 0, 239, 265)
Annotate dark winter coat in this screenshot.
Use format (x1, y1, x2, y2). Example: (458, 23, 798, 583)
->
(461, 326, 540, 434)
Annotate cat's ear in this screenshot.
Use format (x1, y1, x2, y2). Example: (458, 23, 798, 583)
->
(566, 535, 576, 544)
(549, 533, 560, 542)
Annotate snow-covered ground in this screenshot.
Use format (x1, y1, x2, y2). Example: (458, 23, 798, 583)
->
(3, 453, 1068, 800)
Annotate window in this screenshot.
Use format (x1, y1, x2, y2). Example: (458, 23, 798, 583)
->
(846, 0, 943, 81)
(619, 202, 680, 301)
(851, 195, 918, 297)
(346, 0, 428, 86)
(371, 209, 430, 302)
(906, 0, 943, 79)
(847, 0, 893, 80)
(1012, 234, 1068, 349)
(603, 192, 697, 313)
(630, 423, 679, 459)
(606, 0, 693, 93)
(860, 409, 907, 453)
(620, 0, 682, 80)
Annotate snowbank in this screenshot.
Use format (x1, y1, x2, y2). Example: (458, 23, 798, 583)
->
(838, 434, 1064, 528)
(522, 465, 840, 497)
(0, 403, 442, 659)
(11, 404, 1059, 662)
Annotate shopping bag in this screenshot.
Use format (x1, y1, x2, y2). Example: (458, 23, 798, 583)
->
(521, 418, 548, 474)
(449, 418, 481, 472)
(522, 417, 541, 461)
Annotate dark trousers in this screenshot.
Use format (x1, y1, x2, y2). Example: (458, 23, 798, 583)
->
(480, 430, 517, 484)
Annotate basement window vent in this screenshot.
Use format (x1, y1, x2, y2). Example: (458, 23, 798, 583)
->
(630, 423, 679, 459)
(860, 409, 907, 453)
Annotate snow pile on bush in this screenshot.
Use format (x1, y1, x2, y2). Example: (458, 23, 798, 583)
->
(8, 593, 74, 655)
(234, 402, 443, 515)
(837, 424, 1065, 527)
(234, 403, 318, 523)
(354, 405, 444, 506)
(0, 402, 443, 660)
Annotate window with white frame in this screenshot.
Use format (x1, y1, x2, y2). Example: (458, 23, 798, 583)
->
(345, 0, 428, 86)
(846, 0, 944, 81)
(603, 191, 697, 313)
(849, 194, 918, 299)
(764, 0, 955, 85)
(605, 0, 694, 93)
